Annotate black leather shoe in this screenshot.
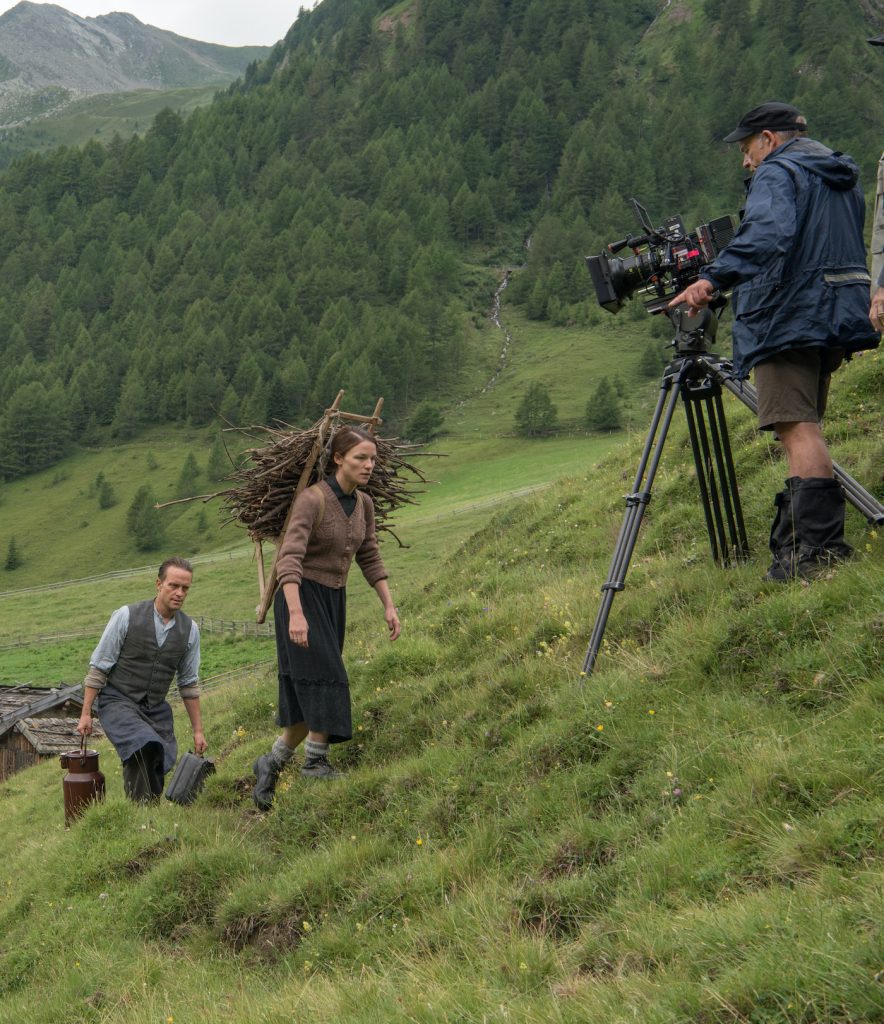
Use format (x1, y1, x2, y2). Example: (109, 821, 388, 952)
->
(252, 754, 281, 810)
(301, 755, 344, 780)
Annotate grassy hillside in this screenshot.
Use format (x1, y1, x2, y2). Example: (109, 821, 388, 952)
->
(0, 85, 223, 167)
(0, 338, 880, 1021)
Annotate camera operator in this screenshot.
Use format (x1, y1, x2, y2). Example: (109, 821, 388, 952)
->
(669, 102, 879, 582)
(869, 34, 884, 330)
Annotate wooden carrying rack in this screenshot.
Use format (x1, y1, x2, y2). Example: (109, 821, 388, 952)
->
(253, 391, 384, 624)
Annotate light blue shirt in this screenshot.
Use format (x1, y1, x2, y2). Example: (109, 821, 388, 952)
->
(90, 603, 201, 689)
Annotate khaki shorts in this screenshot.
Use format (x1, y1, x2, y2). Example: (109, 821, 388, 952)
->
(754, 347, 844, 431)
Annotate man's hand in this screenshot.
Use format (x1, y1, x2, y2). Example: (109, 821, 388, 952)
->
(193, 730, 208, 755)
(870, 286, 884, 332)
(76, 712, 93, 737)
(669, 278, 716, 317)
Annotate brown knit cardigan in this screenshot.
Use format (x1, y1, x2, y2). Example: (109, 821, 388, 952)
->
(276, 480, 388, 590)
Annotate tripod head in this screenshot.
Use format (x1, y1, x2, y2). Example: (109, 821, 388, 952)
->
(665, 296, 727, 356)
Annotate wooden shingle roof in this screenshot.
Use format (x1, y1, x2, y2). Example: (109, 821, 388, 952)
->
(15, 716, 104, 755)
(0, 684, 85, 738)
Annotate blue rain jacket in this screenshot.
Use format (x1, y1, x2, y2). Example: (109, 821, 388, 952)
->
(701, 138, 878, 377)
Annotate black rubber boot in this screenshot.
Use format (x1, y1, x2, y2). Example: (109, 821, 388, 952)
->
(252, 754, 282, 811)
(764, 477, 800, 582)
(123, 743, 164, 803)
(792, 477, 853, 579)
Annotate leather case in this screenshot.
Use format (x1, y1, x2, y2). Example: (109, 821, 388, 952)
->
(164, 751, 216, 805)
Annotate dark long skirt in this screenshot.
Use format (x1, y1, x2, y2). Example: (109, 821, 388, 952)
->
(95, 684, 178, 772)
(273, 581, 352, 743)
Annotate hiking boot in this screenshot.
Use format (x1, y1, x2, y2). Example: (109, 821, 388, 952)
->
(252, 754, 282, 810)
(300, 754, 344, 780)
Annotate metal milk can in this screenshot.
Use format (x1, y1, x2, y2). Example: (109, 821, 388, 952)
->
(60, 736, 105, 824)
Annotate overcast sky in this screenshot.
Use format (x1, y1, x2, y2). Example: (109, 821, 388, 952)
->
(0, 1, 322, 46)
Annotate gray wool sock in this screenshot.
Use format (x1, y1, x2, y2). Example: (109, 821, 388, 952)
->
(270, 738, 295, 768)
(304, 739, 329, 762)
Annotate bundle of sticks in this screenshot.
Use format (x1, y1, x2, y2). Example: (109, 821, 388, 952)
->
(159, 393, 438, 622)
(220, 418, 434, 545)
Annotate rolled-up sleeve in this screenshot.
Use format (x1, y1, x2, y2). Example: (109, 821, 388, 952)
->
(176, 621, 201, 695)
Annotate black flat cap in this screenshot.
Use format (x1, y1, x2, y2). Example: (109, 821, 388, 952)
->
(722, 102, 808, 143)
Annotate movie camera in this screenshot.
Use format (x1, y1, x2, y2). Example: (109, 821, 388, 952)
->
(586, 199, 737, 315)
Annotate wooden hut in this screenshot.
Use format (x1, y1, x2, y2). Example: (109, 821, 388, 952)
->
(0, 684, 104, 782)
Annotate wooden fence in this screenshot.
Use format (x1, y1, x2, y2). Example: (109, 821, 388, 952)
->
(0, 616, 274, 652)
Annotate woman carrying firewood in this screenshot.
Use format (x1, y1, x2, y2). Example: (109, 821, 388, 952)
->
(252, 426, 401, 810)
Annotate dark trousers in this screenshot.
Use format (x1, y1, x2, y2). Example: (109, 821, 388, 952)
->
(122, 741, 165, 802)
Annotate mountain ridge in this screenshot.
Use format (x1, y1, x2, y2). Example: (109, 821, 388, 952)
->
(0, 1, 270, 127)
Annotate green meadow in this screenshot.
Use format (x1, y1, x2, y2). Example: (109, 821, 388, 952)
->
(0, 293, 881, 1021)
(0, 86, 223, 166)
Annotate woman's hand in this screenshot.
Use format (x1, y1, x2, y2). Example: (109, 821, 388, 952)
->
(385, 605, 401, 642)
(289, 608, 309, 647)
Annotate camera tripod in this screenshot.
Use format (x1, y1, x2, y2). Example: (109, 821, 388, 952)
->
(582, 303, 884, 677)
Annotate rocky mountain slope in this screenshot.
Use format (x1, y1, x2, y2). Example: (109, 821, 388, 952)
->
(0, 1, 270, 126)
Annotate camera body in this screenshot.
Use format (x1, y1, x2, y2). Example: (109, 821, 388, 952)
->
(586, 200, 737, 315)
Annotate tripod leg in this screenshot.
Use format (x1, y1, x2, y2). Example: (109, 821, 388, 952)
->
(706, 388, 749, 559)
(682, 392, 728, 563)
(582, 367, 684, 677)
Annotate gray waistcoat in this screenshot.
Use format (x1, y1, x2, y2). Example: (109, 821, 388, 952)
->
(107, 599, 192, 708)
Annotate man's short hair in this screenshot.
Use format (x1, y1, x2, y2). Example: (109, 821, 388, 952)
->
(723, 102, 808, 143)
(158, 556, 194, 580)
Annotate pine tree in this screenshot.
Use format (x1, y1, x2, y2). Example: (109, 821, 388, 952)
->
(4, 536, 21, 571)
(97, 479, 117, 509)
(514, 382, 558, 437)
(406, 401, 445, 443)
(206, 436, 230, 481)
(126, 486, 166, 552)
(585, 376, 622, 432)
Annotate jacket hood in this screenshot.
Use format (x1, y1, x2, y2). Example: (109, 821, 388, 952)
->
(765, 138, 860, 190)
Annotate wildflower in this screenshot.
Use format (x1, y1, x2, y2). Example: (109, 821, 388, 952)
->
(648, 709, 656, 715)
(595, 724, 604, 732)
(519, 962, 529, 972)
(416, 837, 423, 846)
(666, 771, 673, 778)
(604, 700, 613, 708)
(302, 920, 312, 932)
(303, 961, 312, 972)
